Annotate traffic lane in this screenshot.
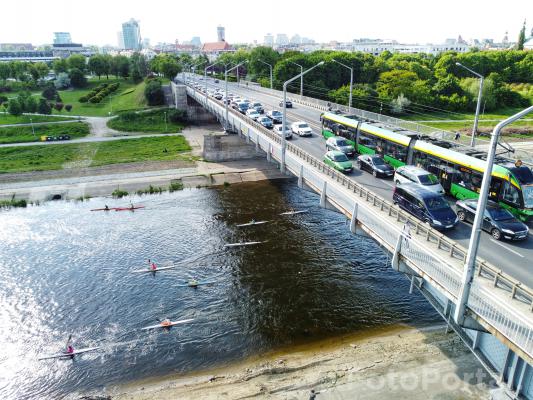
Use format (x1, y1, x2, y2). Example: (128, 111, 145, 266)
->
(196, 82, 532, 281)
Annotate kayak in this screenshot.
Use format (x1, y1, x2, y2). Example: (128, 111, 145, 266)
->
(279, 210, 308, 215)
(224, 241, 264, 248)
(236, 220, 269, 227)
(131, 266, 175, 273)
(141, 318, 194, 330)
(115, 206, 145, 211)
(90, 207, 117, 212)
(38, 346, 100, 360)
(175, 279, 218, 287)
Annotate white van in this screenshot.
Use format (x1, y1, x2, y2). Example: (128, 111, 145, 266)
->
(394, 165, 445, 194)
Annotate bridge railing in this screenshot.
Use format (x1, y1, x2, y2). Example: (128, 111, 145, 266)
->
(188, 86, 533, 359)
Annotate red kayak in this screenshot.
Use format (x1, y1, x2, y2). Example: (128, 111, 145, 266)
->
(115, 206, 145, 212)
(90, 207, 117, 212)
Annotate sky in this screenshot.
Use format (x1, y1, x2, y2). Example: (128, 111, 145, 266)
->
(1, 0, 532, 46)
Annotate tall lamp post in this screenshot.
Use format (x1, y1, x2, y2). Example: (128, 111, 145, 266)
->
(454, 105, 533, 326)
(258, 59, 273, 90)
(281, 61, 324, 172)
(225, 60, 247, 132)
(456, 62, 484, 147)
(332, 59, 353, 110)
(289, 61, 303, 98)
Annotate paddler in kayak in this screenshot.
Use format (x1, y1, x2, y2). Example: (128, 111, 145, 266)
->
(148, 259, 157, 271)
(161, 318, 172, 327)
(65, 335, 74, 354)
(129, 202, 135, 211)
(104, 205, 110, 211)
(188, 279, 199, 288)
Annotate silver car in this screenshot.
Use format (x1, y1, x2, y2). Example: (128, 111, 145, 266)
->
(326, 136, 355, 157)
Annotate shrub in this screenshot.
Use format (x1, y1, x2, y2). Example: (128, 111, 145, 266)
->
(54, 102, 64, 112)
(37, 98, 52, 115)
(118, 111, 137, 121)
(169, 182, 184, 192)
(7, 98, 23, 116)
(79, 96, 88, 103)
(144, 80, 165, 106)
(65, 104, 72, 112)
(89, 95, 101, 103)
(42, 85, 58, 100)
(167, 108, 187, 123)
(112, 188, 128, 198)
(69, 68, 87, 88)
(0, 95, 7, 105)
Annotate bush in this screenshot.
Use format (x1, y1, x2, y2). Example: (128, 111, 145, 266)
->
(167, 108, 187, 123)
(144, 80, 165, 106)
(42, 85, 58, 100)
(169, 182, 184, 192)
(69, 68, 87, 88)
(118, 111, 137, 121)
(7, 99, 23, 116)
(0, 95, 7, 105)
(55, 102, 64, 112)
(79, 96, 88, 103)
(89, 95, 101, 103)
(112, 188, 128, 198)
(65, 104, 72, 112)
(37, 98, 52, 115)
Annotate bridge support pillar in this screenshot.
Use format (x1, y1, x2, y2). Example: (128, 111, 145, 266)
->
(349, 202, 358, 233)
(391, 230, 403, 271)
(267, 144, 272, 162)
(255, 136, 260, 153)
(280, 146, 286, 173)
(320, 181, 327, 208)
(246, 130, 250, 144)
(409, 274, 416, 294)
(298, 165, 304, 189)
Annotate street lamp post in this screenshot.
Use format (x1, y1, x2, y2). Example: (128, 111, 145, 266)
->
(164, 111, 168, 131)
(454, 105, 533, 326)
(281, 61, 324, 172)
(225, 61, 247, 132)
(258, 59, 273, 90)
(332, 59, 353, 110)
(205, 62, 221, 104)
(289, 61, 303, 98)
(30, 117, 35, 137)
(456, 62, 484, 147)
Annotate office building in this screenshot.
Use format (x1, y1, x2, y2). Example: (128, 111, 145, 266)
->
(264, 33, 274, 47)
(122, 18, 141, 50)
(53, 32, 72, 45)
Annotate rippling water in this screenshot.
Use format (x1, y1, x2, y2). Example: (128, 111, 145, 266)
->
(0, 180, 439, 399)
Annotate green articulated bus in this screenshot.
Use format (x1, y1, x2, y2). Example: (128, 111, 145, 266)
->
(321, 112, 533, 222)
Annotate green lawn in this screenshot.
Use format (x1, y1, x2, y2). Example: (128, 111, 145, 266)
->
(0, 136, 191, 173)
(54, 78, 147, 117)
(0, 113, 76, 125)
(0, 122, 90, 144)
(107, 109, 185, 133)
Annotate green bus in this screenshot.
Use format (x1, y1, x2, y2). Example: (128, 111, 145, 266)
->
(321, 112, 533, 221)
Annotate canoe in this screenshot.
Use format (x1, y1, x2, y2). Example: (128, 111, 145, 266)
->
(141, 318, 194, 330)
(236, 220, 269, 227)
(131, 266, 175, 273)
(115, 206, 145, 212)
(38, 346, 100, 360)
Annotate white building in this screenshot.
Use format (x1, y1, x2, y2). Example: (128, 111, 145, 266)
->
(290, 34, 301, 45)
(217, 26, 225, 42)
(264, 33, 274, 47)
(276, 34, 289, 46)
(350, 39, 469, 55)
(53, 32, 72, 45)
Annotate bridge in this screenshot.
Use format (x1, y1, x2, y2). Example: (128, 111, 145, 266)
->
(176, 76, 533, 399)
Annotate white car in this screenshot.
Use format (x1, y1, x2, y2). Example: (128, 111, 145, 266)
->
(246, 109, 260, 121)
(291, 121, 313, 137)
(273, 124, 293, 139)
(394, 165, 445, 194)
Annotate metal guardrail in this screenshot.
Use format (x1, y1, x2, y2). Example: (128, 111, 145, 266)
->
(188, 84, 533, 359)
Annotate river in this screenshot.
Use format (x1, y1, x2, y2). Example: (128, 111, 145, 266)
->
(0, 180, 440, 399)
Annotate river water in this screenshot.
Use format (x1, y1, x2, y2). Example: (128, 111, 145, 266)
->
(0, 180, 439, 399)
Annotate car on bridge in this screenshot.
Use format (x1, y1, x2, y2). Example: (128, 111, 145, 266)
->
(273, 124, 293, 139)
(266, 110, 283, 124)
(291, 121, 313, 137)
(323, 151, 353, 174)
(250, 102, 264, 114)
(356, 155, 394, 178)
(256, 116, 273, 129)
(394, 165, 444, 194)
(246, 109, 260, 121)
(456, 199, 529, 241)
(393, 183, 458, 230)
(326, 136, 355, 157)
(236, 102, 249, 114)
(279, 100, 293, 108)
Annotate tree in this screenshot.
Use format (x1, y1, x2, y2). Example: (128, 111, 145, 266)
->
(517, 20, 526, 50)
(110, 56, 130, 79)
(54, 72, 71, 89)
(30, 62, 49, 81)
(0, 63, 10, 82)
(7, 98, 23, 116)
(23, 95, 37, 113)
(52, 59, 68, 74)
(0, 95, 8, 106)
(151, 55, 180, 80)
(390, 93, 411, 114)
(67, 54, 86, 72)
(376, 70, 419, 99)
(69, 68, 87, 88)
(144, 80, 165, 105)
(37, 98, 52, 115)
(42, 84, 58, 100)
(88, 55, 107, 79)
(130, 53, 148, 83)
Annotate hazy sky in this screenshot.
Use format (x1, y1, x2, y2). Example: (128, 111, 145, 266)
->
(1, 0, 532, 46)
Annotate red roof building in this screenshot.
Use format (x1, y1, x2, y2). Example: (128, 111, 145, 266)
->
(201, 41, 233, 53)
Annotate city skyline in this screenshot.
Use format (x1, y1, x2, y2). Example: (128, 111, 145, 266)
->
(0, 0, 531, 46)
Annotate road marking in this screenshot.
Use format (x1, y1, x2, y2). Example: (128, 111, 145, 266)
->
(380, 180, 395, 188)
(489, 239, 524, 258)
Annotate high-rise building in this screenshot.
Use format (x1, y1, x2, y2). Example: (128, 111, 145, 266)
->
(217, 26, 225, 42)
(53, 32, 72, 44)
(122, 18, 141, 50)
(276, 34, 289, 46)
(142, 38, 150, 48)
(290, 34, 302, 45)
(191, 37, 202, 47)
(264, 33, 274, 47)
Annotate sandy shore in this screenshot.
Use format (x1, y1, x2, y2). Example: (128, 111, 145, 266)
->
(106, 325, 495, 400)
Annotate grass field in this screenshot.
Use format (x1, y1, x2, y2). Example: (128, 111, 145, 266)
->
(107, 109, 185, 133)
(54, 78, 147, 117)
(0, 122, 90, 144)
(0, 113, 77, 125)
(0, 136, 191, 173)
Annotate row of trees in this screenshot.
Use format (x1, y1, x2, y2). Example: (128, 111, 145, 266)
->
(184, 47, 532, 114)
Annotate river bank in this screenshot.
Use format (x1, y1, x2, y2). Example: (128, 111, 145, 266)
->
(107, 325, 495, 400)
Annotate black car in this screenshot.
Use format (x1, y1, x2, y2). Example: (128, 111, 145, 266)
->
(456, 199, 529, 240)
(279, 100, 292, 108)
(356, 155, 394, 178)
(393, 183, 458, 230)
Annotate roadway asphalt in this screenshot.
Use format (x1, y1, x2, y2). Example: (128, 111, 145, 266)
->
(187, 74, 533, 288)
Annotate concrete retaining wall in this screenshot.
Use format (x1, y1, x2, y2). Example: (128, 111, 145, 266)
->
(202, 134, 262, 162)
